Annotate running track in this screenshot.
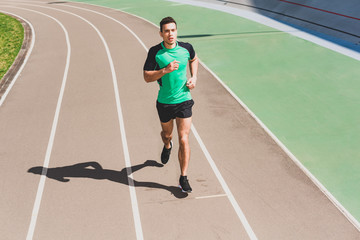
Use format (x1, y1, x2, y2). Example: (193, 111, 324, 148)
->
(0, 0, 359, 239)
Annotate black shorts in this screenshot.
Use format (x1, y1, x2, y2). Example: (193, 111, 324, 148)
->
(156, 99, 194, 123)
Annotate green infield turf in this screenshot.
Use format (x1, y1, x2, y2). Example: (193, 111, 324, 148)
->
(0, 13, 24, 81)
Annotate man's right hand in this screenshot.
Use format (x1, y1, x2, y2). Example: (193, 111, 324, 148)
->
(164, 60, 180, 73)
(144, 60, 179, 83)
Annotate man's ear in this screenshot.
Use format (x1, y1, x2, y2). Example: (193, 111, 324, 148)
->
(159, 31, 163, 38)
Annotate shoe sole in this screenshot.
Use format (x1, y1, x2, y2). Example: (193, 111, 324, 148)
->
(178, 184, 192, 193)
(161, 158, 169, 164)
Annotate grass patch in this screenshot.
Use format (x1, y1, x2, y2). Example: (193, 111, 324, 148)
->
(0, 13, 24, 81)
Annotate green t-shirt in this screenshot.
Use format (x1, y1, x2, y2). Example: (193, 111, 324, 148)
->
(144, 41, 196, 104)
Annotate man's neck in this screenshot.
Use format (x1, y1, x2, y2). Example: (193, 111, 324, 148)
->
(163, 41, 177, 49)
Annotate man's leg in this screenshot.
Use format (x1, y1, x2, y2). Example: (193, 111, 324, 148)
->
(176, 117, 192, 176)
(160, 120, 174, 164)
(160, 120, 174, 149)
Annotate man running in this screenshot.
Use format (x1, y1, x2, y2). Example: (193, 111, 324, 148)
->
(143, 16, 198, 193)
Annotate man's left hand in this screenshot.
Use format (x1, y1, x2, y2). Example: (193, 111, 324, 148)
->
(186, 77, 197, 90)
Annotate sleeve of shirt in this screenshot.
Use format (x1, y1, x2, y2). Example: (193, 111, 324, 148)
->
(188, 43, 196, 60)
(143, 46, 159, 71)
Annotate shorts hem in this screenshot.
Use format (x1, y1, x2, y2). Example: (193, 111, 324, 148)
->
(156, 99, 194, 123)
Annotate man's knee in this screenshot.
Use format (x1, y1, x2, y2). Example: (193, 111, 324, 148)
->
(179, 134, 189, 147)
(161, 131, 172, 141)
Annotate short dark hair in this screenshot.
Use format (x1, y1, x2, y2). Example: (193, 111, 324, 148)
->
(160, 16, 177, 32)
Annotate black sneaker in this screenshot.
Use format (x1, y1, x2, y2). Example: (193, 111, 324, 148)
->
(161, 141, 172, 164)
(179, 175, 192, 193)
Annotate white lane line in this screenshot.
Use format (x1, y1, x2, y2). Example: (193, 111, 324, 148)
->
(60, 3, 258, 239)
(0, 10, 35, 107)
(195, 194, 228, 200)
(61, 3, 148, 51)
(0, 6, 72, 240)
(19, 3, 145, 239)
(24, 9, 70, 240)
(191, 125, 258, 239)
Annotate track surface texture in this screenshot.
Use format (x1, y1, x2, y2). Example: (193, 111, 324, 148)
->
(0, 0, 359, 239)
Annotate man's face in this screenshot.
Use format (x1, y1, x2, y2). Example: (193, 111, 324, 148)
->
(160, 22, 177, 46)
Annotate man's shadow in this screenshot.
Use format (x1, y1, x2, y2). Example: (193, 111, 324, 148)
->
(28, 160, 188, 199)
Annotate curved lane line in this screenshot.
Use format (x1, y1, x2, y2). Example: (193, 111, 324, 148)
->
(61, 4, 149, 51)
(0, 10, 35, 107)
(0, 6, 72, 240)
(17, 8, 70, 240)
(61, 3, 258, 239)
(18, 3, 145, 239)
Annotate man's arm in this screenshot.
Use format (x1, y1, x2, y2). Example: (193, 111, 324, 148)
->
(186, 54, 199, 90)
(144, 60, 179, 83)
